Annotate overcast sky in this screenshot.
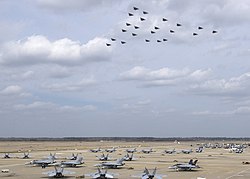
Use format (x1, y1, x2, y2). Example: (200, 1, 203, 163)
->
(1, 0, 250, 137)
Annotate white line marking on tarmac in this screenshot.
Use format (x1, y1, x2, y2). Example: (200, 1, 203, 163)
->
(225, 168, 250, 179)
(0, 164, 23, 168)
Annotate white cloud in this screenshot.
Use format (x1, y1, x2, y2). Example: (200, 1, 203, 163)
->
(44, 77, 96, 92)
(0, 35, 112, 66)
(0, 85, 22, 95)
(120, 66, 211, 87)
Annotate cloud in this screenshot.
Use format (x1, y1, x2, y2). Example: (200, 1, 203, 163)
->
(36, 0, 123, 13)
(0, 85, 22, 95)
(119, 66, 212, 87)
(14, 101, 97, 112)
(0, 35, 112, 66)
(189, 72, 250, 97)
(44, 77, 96, 92)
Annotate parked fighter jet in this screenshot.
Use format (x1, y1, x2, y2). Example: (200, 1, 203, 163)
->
(26, 157, 55, 168)
(90, 147, 102, 153)
(196, 147, 203, 153)
(141, 148, 153, 154)
(169, 159, 199, 171)
(61, 156, 84, 167)
(164, 149, 176, 154)
(123, 153, 135, 161)
(67, 153, 78, 160)
(21, 152, 31, 159)
(86, 168, 118, 179)
(105, 147, 117, 153)
(126, 148, 137, 153)
(3, 153, 11, 158)
(132, 167, 165, 179)
(181, 149, 193, 154)
(96, 153, 111, 161)
(95, 158, 125, 169)
(42, 166, 75, 178)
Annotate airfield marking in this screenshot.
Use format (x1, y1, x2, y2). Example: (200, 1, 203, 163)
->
(225, 167, 250, 179)
(0, 163, 23, 168)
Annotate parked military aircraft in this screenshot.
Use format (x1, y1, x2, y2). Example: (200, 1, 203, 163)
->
(26, 157, 55, 168)
(95, 158, 125, 169)
(181, 149, 193, 154)
(67, 153, 78, 160)
(90, 147, 102, 153)
(132, 167, 165, 179)
(42, 166, 75, 178)
(164, 149, 176, 154)
(96, 153, 111, 161)
(21, 152, 31, 159)
(141, 148, 153, 154)
(126, 148, 137, 153)
(196, 147, 203, 153)
(105, 147, 117, 153)
(169, 159, 199, 171)
(3, 153, 11, 158)
(123, 153, 135, 161)
(86, 168, 118, 179)
(61, 156, 84, 167)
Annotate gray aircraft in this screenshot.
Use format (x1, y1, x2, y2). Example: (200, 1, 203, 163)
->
(168, 159, 199, 171)
(126, 148, 137, 153)
(3, 153, 11, 158)
(141, 148, 153, 154)
(26, 157, 55, 168)
(97, 153, 111, 161)
(21, 152, 31, 159)
(105, 147, 117, 153)
(181, 149, 193, 154)
(132, 167, 165, 179)
(61, 156, 84, 167)
(123, 153, 135, 161)
(164, 149, 176, 154)
(86, 168, 118, 179)
(95, 158, 125, 169)
(90, 147, 102, 153)
(42, 166, 75, 178)
(67, 153, 78, 160)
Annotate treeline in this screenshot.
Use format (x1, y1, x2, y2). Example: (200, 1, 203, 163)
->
(0, 137, 250, 142)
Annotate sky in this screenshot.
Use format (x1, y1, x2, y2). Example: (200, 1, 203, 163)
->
(1, 0, 250, 137)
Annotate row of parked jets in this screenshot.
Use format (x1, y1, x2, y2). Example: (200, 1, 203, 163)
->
(2, 143, 246, 178)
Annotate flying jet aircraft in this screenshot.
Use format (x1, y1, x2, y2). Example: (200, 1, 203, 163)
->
(95, 158, 125, 169)
(60, 156, 84, 167)
(42, 166, 75, 178)
(169, 159, 199, 171)
(85, 168, 118, 179)
(132, 167, 165, 179)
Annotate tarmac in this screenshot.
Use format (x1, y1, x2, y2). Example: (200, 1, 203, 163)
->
(1, 140, 250, 179)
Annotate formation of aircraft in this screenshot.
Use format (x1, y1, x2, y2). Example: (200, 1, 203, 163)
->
(95, 158, 125, 169)
(106, 6, 219, 46)
(132, 167, 165, 179)
(168, 159, 199, 171)
(60, 156, 84, 167)
(85, 168, 118, 179)
(42, 166, 75, 178)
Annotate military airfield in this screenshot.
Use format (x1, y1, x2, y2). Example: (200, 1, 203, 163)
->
(1, 139, 250, 179)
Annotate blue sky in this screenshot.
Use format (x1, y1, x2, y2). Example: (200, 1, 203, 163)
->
(1, 0, 250, 137)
